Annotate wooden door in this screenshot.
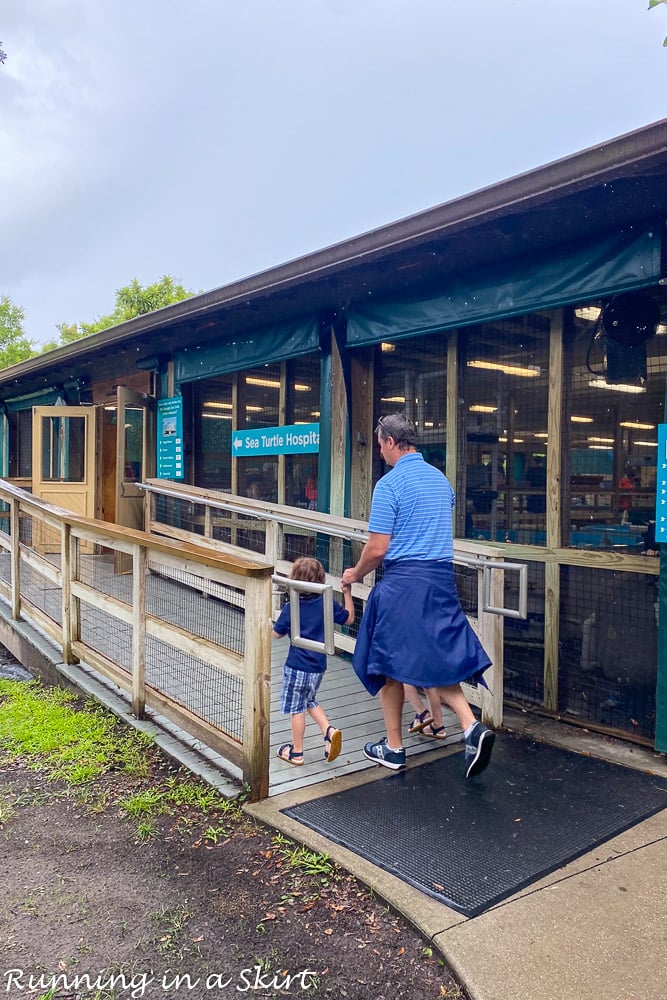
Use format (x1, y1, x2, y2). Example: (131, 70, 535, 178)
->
(31, 405, 97, 552)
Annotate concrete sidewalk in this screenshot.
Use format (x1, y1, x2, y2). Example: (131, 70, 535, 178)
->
(247, 714, 667, 1000)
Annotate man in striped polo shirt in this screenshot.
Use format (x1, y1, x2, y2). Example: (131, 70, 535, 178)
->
(341, 412, 495, 778)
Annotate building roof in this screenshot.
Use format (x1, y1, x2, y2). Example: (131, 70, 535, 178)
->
(2, 118, 666, 401)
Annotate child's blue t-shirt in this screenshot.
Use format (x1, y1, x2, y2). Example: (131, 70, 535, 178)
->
(274, 595, 350, 672)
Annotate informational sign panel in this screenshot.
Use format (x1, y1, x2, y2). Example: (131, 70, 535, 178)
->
(232, 423, 320, 457)
(656, 424, 667, 543)
(156, 396, 184, 479)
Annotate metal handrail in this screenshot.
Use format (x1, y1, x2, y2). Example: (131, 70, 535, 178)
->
(456, 555, 528, 620)
(272, 574, 335, 655)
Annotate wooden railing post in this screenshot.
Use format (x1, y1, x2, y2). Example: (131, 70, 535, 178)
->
(479, 560, 504, 728)
(10, 498, 20, 620)
(131, 543, 147, 718)
(61, 523, 73, 663)
(242, 571, 273, 800)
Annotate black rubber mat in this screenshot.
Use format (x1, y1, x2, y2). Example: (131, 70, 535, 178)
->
(283, 735, 667, 916)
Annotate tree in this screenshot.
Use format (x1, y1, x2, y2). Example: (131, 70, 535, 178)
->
(0, 42, 7, 64)
(0, 296, 35, 370)
(41, 275, 195, 353)
(649, 0, 667, 46)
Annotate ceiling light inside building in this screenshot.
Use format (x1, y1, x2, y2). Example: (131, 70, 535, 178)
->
(381, 342, 396, 352)
(381, 396, 406, 403)
(589, 379, 646, 394)
(570, 415, 593, 423)
(467, 360, 540, 378)
(574, 306, 601, 322)
(619, 421, 655, 430)
(246, 377, 280, 388)
(634, 440, 657, 447)
(469, 404, 497, 413)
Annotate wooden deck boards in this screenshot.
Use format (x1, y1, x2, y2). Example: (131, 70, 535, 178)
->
(269, 636, 463, 797)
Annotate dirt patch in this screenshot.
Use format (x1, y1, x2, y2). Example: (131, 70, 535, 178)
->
(0, 665, 467, 1000)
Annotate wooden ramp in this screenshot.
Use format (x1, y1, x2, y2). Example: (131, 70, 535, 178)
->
(269, 635, 463, 797)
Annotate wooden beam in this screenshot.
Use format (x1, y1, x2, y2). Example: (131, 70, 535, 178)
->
(350, 348, 374, 522)
(544, 309, 564, 711)
(242, 574, 272, 800)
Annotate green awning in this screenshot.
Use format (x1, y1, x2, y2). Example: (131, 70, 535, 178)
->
(3, 388, 63, 412)
(175, 316, 321, 385)
(346, 227, 662, 346)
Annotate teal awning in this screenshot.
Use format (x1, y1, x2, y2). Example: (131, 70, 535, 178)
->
(346, 227, 662, 346)
(3, 388, 63, 412)
(175, 316, 321, 385)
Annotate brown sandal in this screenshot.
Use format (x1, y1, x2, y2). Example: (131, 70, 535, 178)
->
(324, 726, 342, 763)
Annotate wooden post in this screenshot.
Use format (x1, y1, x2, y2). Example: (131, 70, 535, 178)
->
(61, 522, 75, 664)
(544, 309, 564, 711)
(479, 561, 504, 728)
(242, 572, 273, 801)
(330, 332, 347, 518)
(131, 543, 147, 718)
(448, 333, 465, 536)
(10, 499, 20, 620)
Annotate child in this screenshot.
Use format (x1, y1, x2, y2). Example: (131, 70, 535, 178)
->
(273, 557, 355, 766)
(404, 684, 447, 739)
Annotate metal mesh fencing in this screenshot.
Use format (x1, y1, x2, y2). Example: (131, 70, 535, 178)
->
(503, 561, 546, 707)
(559, 565, 657, 740)
(145, 635, 244, 741)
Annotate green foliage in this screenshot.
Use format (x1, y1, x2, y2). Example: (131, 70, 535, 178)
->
(0, 295, 35, 370)
(648, 0, 667, 45)
(0, 680, 115, 783)
(41, 275, 194, 353)
(0, 680, 240, 841)
(271, 833, 335, 878)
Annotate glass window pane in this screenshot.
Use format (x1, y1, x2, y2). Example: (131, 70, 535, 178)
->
(373, 333, 448, 486)
(123, 407, 144, 481)
(193, 375, 234, 491)
(286, 354, 321, 508)
(462, 315, 550, 545)
(566, 292, 665, 553)
(40, 415, 86, 482)
(238, 364, 281, 501)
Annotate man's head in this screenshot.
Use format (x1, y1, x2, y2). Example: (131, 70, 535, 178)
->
(375, 413, 417, 465)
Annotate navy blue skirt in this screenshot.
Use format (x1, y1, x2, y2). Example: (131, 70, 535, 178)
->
(352, 560, 492, 696)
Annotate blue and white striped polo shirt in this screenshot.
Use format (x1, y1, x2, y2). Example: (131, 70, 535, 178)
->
(368, 451, 455, 561)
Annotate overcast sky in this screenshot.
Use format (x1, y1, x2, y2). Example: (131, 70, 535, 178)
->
(2, 1, 666, 346)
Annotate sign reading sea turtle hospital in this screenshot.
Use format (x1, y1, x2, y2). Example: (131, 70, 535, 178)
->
(232, 423, 320, 457)
(656, 423, 667, 543)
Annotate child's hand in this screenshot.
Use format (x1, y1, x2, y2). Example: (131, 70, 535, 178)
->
(341, 580, 351, 592)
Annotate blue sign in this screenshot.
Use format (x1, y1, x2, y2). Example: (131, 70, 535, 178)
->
(232, 423, 320, 457)
(656, 423, 667, 543)
(157, 397, 184, 479)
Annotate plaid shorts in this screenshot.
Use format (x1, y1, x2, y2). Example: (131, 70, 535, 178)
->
(280, 665, 325, 715)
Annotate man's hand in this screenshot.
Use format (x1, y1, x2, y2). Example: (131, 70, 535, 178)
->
(341, 532, 391, 587)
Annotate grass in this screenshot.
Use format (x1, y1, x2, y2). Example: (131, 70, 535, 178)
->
(0, 680, 118, 784)
(271, 832, 334, 878)
(0, 678, 239, 838)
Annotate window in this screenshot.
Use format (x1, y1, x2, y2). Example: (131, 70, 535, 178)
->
(565, 291, 666, 553)
(373, 333, 449, 486)
(462, 315, 550, 544)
